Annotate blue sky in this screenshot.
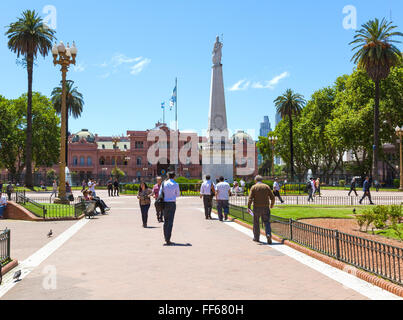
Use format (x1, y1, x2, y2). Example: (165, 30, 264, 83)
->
(0, 0, 402, 139)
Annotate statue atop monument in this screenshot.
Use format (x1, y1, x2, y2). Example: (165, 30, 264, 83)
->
(212, 36, 223, 65)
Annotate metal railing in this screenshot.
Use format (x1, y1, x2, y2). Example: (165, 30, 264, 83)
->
(228, 195, 403, 207)
(0, 229, 11, 267)
(15, 192, 80, 220)
(214, 200, 403, 285)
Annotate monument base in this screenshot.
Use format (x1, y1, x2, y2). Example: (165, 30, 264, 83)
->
(202, 148, 234, 183)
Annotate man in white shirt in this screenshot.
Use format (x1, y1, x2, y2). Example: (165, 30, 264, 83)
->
(307, 177, 315, 202)
(200, 175, 215, 220)
(159, 172, 180, 245)
(51, 180, 58, 198)
(273, 178, 285, 204)
(215, 176, 231, 221)
(0, 192, 7, 219)
(88, 179, 97, 197)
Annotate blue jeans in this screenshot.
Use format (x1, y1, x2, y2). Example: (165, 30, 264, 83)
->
(0, 205, 6, 218)
(217, 200, 229, 221)
(163, 202, 176, 242)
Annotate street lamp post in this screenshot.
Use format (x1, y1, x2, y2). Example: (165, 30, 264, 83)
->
(112, 137, 120, 179)
(52, 41, 77, 203)
(268, 136, 278, 177)
(395, 126, 403, 191)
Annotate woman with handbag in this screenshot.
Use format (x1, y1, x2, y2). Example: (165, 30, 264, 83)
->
(138, 182, 152, 228)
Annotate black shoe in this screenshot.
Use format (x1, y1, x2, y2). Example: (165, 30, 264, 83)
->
(143, 224, 147, 228)
(253, 238, 259, 242)
(267, 236, 272, 244)
(281, 201, 285, 204)
(165, 241, 173, 246)
(359, 201, 362, 204)
(224, 215, 228, 221)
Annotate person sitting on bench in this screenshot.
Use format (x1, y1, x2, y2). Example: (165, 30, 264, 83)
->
(88, 190, 110, 215)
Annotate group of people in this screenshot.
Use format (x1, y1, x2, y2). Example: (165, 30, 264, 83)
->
(349, 176, 375, 205)
(107, 179, 120, 197)
(306, 177, 321, 202)
(135, 173, 180, 246)
(200, 174, 276, 244)
(81, 178, 111, 215)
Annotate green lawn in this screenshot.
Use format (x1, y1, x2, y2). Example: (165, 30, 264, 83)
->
(21, 202, 75, 218)
(373, 224, 403, 242)
(231, 204, 372, 222)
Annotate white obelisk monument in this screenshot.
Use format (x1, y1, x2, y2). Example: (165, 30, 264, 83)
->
(202, 36, 234, 183)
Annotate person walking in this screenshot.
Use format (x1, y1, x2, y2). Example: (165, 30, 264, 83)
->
(66, 181, 73, 202)
(6, 182, 13, 201)
(315, 178, 321, 197)
(159, 172, 180, 246)
(107, 180, 113, 197)
(273, 178, 284, 204)
(307, 178, 315, 202)
(359, 176, 374, 205)
(348, 177, 358, 196)
(153, 177, 164, 222)
(215, 176, 231, 221)
(50, 180, 58, 198)
(138, 182, 152, 228)
(200, 175, 215, 219)
(81, 180, 87, 192)
(247, 175, 275, 244)
(0, 192, 8, 219)
(113, 179, 119, 196)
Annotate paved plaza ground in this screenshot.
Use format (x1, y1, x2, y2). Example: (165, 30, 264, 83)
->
(0, 190, 401, 300)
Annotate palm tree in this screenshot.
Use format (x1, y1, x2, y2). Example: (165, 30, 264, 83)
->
(350, 18, 402, 182)
(274, 89, 306, 180)
(51, 80, 84, 164)
(5, 10, 56, 188)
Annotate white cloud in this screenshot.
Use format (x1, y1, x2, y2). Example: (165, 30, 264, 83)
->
(130, 58, 151, 75)
(99, 53, 150, 77)
(251, 71, 290, 89)
(228, 79, 250, 91)
(73, 62, 86, 72)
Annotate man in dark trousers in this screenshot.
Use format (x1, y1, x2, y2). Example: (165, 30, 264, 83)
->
(113, 179, 119, 196)
(200, 175, 215, 219)
(107, 180, 113, 197)
(248, 175, 275, 244)
(348, 177, 358, 196)
(159, 172, 180, 246)
(359, 176, 374, 205)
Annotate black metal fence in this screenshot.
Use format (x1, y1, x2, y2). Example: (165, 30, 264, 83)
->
(15, 192, 82, 220)
(214, 201, 403, 286)
(229, 195, 403, 207)
(0, 229, 11, 267)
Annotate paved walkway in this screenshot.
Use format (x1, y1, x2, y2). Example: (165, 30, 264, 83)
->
(0, 191, 399, 300)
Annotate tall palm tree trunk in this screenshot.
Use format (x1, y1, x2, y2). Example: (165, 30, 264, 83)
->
(289, 112, 295, 180)
(372, 80, 380, 182)
(25, 54, 34, 188)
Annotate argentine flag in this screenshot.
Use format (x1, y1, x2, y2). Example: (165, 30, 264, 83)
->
(169, 85, 177, 110)
(161, 102, 165, 109)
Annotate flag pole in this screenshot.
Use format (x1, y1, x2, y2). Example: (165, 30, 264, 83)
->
(175, 77, 178, 132)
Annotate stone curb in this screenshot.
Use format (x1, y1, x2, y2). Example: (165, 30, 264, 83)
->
(1, 259, 18, 277)
(215, 210, 403, 298)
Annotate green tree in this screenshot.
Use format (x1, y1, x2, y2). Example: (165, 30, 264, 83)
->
(13, 92, 61, 171)
(256, 135, 274, 176)
(51, 80, 84, 163)
(5, 10, 56, 188)
(274, 89, 306, 180)
(350, 18, 402, 182)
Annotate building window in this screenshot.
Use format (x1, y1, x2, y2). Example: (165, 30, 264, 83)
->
(80, 156, 85, 166)
(87, 157, 92, 166)
(73, 156, 78, 166)
(136, 157, 142, 166)
(99, 157, 105, 165)
(102, 144, 105, 149)
(124, 144, 127, 149)
(135, 141, 144, 149)
(137, 171, 141, 178)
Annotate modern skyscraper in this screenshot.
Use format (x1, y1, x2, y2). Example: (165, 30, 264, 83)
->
(275, 112, 282, 127)
(259, 116, 272, 137)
